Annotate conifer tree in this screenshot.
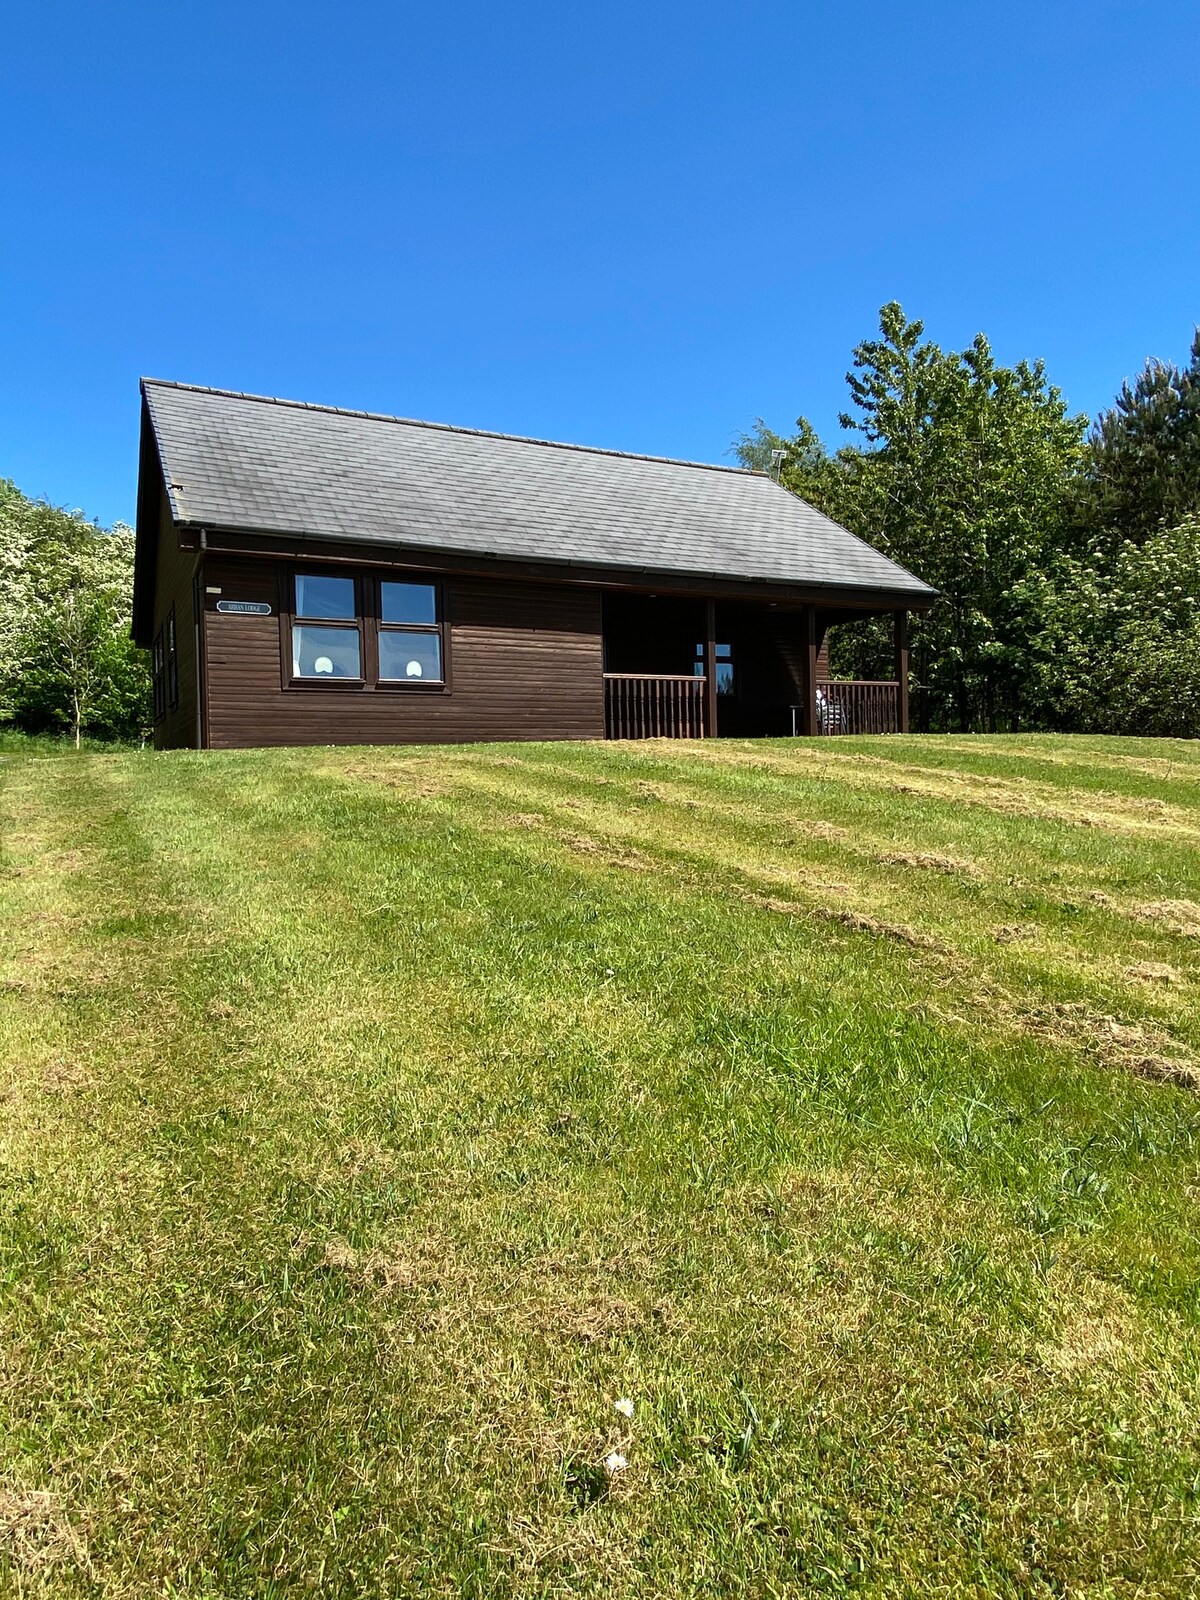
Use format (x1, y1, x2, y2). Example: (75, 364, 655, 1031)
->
(1079, 330, 1200, 550)
(737, 304, 1086, 731)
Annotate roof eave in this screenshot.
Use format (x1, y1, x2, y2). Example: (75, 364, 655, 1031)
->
(767, 478, 935, 599)
(180, 517, 938, 608)
(131, 397, 166, 647)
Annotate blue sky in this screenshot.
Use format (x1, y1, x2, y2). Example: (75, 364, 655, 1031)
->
(2, 0, 1198, 527)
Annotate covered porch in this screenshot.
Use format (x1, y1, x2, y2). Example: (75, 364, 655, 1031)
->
(601, 592, 910, 739)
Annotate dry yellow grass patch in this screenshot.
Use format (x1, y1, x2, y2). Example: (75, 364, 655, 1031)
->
(765, 1162, 987, 1244)
(1039, 1281, 1138, 1377)
(814, 905, 946, 951)
(320, 1232, 664, 1350)
(1018, 1001, 1200, 1089)
(39, 1058, 93, 1094)
(1132, 899, 1200, 938)
(330, 759, 458, 800)
(1047, 1312, 1133, 1373)
(732, 888, 944, 952)
(0, 1487, 87, 1576)
(557, 831, 655, 871)
(878, 849, 982, 877)
(321, 1233, 450, 1291)
(1124, 961, 1183, 985)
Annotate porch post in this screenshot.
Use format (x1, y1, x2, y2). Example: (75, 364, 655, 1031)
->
(894, 609, 910, 734)
(798, 605, 819, 736)
(703, 597, 718, 737)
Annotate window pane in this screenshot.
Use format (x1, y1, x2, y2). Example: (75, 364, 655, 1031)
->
(381, 581, 437, 625)
(295, 573, 356, 620)
(694, 641, 733, 683)
(379, 629, 443, 681)
(292, 624, 361, 679)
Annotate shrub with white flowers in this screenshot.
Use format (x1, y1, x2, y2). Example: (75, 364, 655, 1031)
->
(1024, 517, 1200, 736)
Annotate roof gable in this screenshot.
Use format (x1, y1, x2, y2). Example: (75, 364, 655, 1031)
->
(139, 380, 935, 601)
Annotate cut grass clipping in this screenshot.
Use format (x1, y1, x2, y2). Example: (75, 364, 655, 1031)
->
(3, 733, 1200, 1597)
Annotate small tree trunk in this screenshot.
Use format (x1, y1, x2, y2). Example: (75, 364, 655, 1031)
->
(72, 691, 82, 750)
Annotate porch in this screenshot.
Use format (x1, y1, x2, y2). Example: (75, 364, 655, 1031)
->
(601, 592, 910, 739)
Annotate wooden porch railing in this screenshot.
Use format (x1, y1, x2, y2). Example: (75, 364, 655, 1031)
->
(802, 679, 901, 735)
(604, 673, 706, 739)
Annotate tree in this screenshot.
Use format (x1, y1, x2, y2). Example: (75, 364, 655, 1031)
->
(0, 482, 36, 719)
(733, 416, 845, 518)
(739, 304, 1088, 731)
(1075, 331, 1200, 553)
(0, 481, 151, 743)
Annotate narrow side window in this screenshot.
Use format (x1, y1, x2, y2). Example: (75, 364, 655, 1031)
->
(152, 627, 166, 722)
(166, 607, 179, 711)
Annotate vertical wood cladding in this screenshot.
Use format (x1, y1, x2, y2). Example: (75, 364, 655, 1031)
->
(201, 555, 605, 749)
(151, 487, 200, 749)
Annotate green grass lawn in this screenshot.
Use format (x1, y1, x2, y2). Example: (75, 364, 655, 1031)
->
(4, 734, 1200, 1597)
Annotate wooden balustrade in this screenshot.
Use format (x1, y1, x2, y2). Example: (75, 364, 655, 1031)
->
(604, 673, 706, 739)
(808, 679, 901, 735)
(605, 673, 900, 740)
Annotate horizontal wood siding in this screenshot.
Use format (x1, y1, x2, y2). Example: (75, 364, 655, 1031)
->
(202, 556, 604, 749)
(152, 485, 200, 749)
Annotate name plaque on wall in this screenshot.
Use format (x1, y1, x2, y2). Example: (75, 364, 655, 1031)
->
(215, 600, 272, 616)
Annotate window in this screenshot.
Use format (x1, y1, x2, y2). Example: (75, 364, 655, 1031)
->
(378, 580, 443, 683)
(695, 641, 734, 694)
(296, 573, 357, 619)
(381, 581, 437, 626)
(286, 570, 445, 690)
(166, 607, 179, 711)
(291, 572, 362, 680)
(152, 627, 166, 721)
(152, 607, 180, 719)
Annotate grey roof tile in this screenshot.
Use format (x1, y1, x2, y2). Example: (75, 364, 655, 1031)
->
(141, 380, 935, 599)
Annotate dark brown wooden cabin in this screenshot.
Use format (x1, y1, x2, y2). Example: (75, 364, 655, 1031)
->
(132, 381, 936, 750)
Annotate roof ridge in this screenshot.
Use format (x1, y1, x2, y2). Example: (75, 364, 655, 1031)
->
(140, 377, 765, 478)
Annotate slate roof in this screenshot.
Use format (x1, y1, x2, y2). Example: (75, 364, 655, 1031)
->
(140, 379, 935, 600)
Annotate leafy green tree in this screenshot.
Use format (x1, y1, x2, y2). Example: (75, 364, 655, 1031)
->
(734, 416, 845, 517)
(1075, 332, 1200, 553)
(739, 304, 1088, 731)
(0, 480, 150, 743)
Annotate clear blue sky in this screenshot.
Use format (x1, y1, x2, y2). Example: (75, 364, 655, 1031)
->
(2, 0, 1198, 527)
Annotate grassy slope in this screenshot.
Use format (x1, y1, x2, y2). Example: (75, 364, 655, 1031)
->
(3, 734, 1200, 1597)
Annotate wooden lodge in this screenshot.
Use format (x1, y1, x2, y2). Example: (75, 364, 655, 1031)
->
(132, 381, 936, 750)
